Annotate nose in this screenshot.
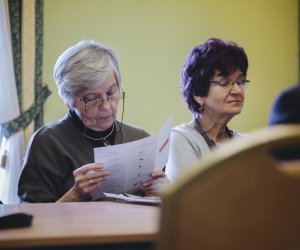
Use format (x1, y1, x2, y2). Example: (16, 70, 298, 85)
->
(98, 97, 111, 109)
(230, 81, 243, 93)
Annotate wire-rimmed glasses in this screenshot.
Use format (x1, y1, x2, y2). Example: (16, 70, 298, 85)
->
(78, 91, 125, 111)
(210, 77, 250, 89)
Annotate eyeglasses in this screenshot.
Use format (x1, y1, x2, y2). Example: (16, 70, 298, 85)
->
(78, 91, 125, 110)
(210, 77, 250, 89)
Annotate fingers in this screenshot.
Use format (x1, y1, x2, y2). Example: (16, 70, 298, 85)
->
(74, 163, 110, 181)
(73, 163, 111, 199)
(87, 168, 111, 182)
(142, 177, 168, 189)
(150, 170, 166, 178)
(143, 183, 166, 196)
(142, 173, 170, 196)
(73, 162, 104, 175)
(143, 170, 168, 187)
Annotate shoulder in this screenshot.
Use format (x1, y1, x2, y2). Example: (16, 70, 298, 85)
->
(230, 130, 248, 138)
(171, 122, 210, 150)
(27, 114, 82, 150)
(172, 123, 197, 137)
(30, 115, 71, 139)
(117, 121, 150, 136)
(172, 123, 202, 141)
(115, 121, 150, 144)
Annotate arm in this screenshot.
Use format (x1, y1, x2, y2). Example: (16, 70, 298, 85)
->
(19, 154, 111, 203)
(18, 120, 103, 203)
(57, 163, 110, 202)
(165, 130, 202, 182)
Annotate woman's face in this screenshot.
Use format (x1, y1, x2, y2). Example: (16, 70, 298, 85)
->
(74, 73, 121, 131)
(197, 69, 246, 120)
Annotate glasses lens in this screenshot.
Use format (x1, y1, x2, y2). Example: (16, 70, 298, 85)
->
(235, 79, 243, 85)
(238, 79, 249, 87)
(108, 92, 124, 102)
(218, 79, 228, 86)
(86, 99, 101, 109)
(83, 92, 124, 110)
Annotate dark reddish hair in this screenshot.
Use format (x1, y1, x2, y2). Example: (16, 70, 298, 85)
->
(181, 38, 248, 113)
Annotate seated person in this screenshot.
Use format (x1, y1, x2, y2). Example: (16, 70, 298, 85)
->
(269, 83, 300, 125)
(268, 83, 300, 161)
(18, 40, 168, 203)
(166, 38, 250, 181)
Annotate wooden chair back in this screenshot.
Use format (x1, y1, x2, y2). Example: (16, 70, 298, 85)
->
(157, 125, 300, 250)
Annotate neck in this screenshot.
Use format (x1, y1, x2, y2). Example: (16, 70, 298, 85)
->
(83, 123, 115, 142)
(196, 114, 229, 143)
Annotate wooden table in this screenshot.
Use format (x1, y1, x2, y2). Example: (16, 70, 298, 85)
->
(0, 201, 160, 250)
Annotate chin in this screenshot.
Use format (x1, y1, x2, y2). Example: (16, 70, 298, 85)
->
(233, 109, 242, 115)
(97, 118, 115, 130)
(226, 108, 242, 117)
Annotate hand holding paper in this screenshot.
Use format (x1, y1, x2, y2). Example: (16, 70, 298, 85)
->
(91, 116, 173, 200)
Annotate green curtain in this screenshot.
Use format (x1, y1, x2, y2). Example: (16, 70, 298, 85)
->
(34, 0, 47, 130)
(1, 0, 51, 138)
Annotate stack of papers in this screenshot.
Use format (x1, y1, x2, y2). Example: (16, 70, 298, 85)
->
(91, 116, 173, 201)
(103, 192, 161, 205)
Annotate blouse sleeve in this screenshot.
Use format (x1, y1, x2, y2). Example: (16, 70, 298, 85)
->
(165, 129, 201, 182)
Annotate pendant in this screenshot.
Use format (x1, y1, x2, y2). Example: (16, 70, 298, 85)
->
(1, 150, 7, 169)
(103, 139, 111, 146)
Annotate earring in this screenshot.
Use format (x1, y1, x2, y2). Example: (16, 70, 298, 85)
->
(199, 101, 204, 112)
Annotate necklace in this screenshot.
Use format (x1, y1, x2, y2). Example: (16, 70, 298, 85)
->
(193, 115, 233, 149)
(193, 116, 216, 149)
(83, 123, 115, 146)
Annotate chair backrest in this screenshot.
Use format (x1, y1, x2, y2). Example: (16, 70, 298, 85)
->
(157, 125, 300, 250)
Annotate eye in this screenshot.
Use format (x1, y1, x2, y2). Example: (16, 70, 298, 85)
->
(236, 77, 246, 85)
(107, 85, 118, 96)
(82, 93, 100, 103)
(107, 92, 116, 97)
(219, 78, 229, 86)
(107, 90, 119, 97)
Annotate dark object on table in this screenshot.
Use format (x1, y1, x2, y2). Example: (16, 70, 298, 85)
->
(0, 212, 33, 229)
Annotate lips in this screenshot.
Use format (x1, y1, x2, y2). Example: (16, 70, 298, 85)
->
(97, 115, 113, 121)
(86, 113, 112, 120)
(100, 114, 112, 119)
(227, 100, 242, 104)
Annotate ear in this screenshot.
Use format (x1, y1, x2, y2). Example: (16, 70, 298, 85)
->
(66, 101, 72, 109)
(66, 98, 76, 110)
(193, 95, 203, 105)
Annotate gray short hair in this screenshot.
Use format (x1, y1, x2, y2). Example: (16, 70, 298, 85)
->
(53, 40, 121, 107)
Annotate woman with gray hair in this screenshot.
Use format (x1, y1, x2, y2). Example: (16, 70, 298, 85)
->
(18, 40, 167, 203)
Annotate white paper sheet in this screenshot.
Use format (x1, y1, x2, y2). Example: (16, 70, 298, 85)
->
(103, 192, 161, 205)
(91, 116, 173, 200)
